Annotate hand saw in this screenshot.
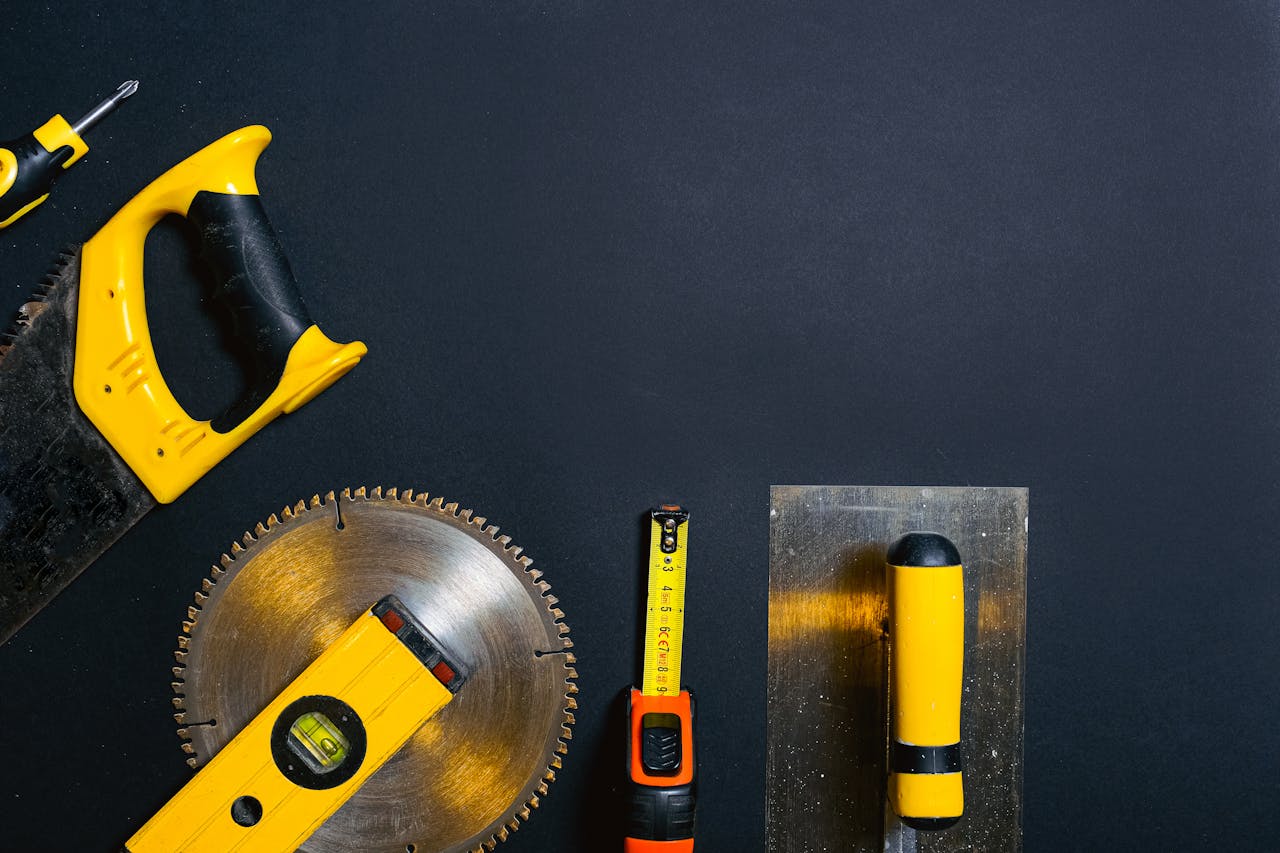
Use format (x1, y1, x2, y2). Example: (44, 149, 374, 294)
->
(0, 125, 366, 645)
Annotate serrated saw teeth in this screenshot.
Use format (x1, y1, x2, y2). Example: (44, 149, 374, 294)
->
(170, 485, 577, 852)
(0, 249, 80, 368)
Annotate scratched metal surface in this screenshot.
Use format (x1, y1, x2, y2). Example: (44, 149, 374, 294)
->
(0, 251, 156, 645)
(767, 486, 1027, 853)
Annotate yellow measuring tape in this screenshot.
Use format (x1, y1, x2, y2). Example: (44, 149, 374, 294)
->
(641, 506, 690, 696)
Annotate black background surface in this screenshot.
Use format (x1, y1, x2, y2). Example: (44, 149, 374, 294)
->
(2, 2, 1278, 851)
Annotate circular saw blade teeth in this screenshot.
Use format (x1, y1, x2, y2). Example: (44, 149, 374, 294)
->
(171, 486, 576, 853)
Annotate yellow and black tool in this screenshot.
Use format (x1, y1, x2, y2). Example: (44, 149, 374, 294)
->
(887, 532, 965, 830)
(127, 595, 466, 853)
(0, 125, 367, 646)
(0, 80, 138, 229)
(625, 505, 696, 853)
(168, 488, 576, 852)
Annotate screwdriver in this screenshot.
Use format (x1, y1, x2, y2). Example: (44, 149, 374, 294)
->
(0, 80, 139, 229)
(887, 532, 965, 830)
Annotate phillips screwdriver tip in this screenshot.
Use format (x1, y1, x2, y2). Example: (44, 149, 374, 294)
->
(72, 80, 140, 137)
(0, 79, 142, 229)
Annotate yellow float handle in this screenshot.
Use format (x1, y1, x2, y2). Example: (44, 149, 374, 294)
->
(887, 532, 965, 830)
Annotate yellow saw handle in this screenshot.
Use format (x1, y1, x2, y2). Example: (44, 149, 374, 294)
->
(887, 532, 965, 830)
(73, 125, 366, 503)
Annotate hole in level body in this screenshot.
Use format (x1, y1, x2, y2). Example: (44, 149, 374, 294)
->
(230, 795, 263, 827)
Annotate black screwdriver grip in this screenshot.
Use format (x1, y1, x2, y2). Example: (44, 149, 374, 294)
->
(186, 191, 314, 433)
(0, 134, 74, 223)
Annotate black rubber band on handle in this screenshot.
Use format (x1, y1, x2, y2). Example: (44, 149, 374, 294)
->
(186, 191, 313, 433)
(891, 741, 962, 774)
(0, 134, 74, 222)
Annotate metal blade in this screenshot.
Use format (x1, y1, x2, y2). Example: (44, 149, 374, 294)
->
(172, 486, 577, 853)
(0, 251, 155, 645)
(766, 486, 1027, 853)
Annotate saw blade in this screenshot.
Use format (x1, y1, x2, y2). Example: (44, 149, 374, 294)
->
(0, 249, 156, 644)
(171, 486, 578, 853)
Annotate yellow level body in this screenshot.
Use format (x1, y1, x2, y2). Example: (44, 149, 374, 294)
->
(641, 508, 689, 697)
(128, 598, 459, 853)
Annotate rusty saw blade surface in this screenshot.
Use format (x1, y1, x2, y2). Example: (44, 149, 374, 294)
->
(172, 486, 578, 853)
(0, 249, 155, 645)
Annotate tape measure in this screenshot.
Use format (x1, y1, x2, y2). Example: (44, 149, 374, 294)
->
(626, 505, 697, 852)
(127, 595, 466, 853)
(642, 506, 690, 696)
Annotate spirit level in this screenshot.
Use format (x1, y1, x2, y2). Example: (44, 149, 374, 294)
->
(127, 595, 466, 853)
(625, 506, 696, 852)
(887, 532, 965, 829)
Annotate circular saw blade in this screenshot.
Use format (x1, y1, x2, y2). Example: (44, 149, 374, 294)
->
(170, 486, 577, 853)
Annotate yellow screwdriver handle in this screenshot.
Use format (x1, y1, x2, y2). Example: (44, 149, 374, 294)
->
(73, 125, 366, 503)
(887, 532, 965, 829)
(0, 115, 88, 228)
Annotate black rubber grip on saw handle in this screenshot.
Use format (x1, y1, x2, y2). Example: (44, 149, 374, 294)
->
(187, 190, 314, 434)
